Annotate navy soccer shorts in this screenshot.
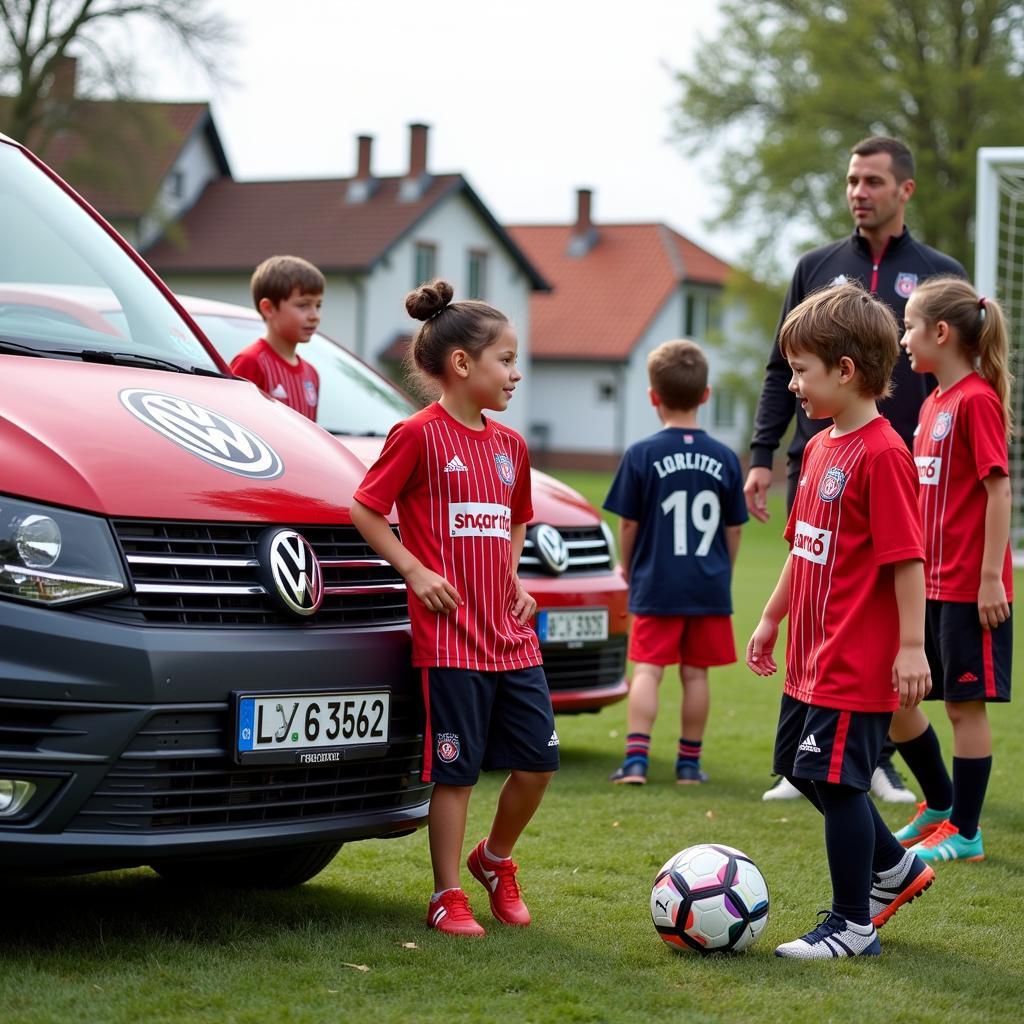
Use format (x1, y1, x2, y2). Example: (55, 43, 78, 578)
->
(925, 600, 1013, 703)
(773, 693, 891, 792)
(420, 665, 560, 785)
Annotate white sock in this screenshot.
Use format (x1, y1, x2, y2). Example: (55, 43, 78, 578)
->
(431, 887, 460, 901)
(484, 842, 510, 863)
(844, 919, 875, 936)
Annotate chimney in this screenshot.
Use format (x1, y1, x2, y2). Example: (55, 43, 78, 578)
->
(347, 133, 379, 202)
(567, 187, 599, 257)
(49, 55, 77, 102)
(399, 123, 432, 202)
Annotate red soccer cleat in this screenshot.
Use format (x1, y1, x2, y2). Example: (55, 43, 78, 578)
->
(467, 839, 531, 926)
(426, 888, 486, 936)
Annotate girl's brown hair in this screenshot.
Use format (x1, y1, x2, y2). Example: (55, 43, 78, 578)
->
(404, 279, 508, 395)
(910, 275, 1014, 438)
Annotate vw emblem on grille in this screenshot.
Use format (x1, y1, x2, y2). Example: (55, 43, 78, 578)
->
(258, 529, 324, 617)
(120, 388, 284, 479)
(531, 523, 570, 575)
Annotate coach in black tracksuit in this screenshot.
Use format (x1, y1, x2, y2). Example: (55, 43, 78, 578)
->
(745, 136, 966, 803)
(744, 137, 966, 515)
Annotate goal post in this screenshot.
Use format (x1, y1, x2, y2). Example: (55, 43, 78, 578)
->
(975, 147, 1024, 567)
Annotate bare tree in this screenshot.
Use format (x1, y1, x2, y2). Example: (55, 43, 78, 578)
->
(0, 0, 236, 148)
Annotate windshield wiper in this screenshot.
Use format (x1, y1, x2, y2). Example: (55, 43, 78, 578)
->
(80, 350, 227, 376)
(330, 429, 388, 437)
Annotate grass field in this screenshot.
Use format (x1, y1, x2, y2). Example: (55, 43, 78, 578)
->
(2, 474, 1022, 1024)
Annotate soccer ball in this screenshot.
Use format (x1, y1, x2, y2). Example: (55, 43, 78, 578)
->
(650, 843, 769, 954)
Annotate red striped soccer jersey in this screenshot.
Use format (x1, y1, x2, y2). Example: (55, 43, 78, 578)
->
(229, 339, 320, 421)
(913, 372, 1013, 602)
(783, 417, 924, 712)
(354, 402, 542, 671)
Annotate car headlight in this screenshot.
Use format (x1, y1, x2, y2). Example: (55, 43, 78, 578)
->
(0, 497, 127, 605)
(600, 519, 618, 568)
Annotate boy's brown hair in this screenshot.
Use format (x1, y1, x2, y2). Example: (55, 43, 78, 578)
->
(251, 255, 325, 312)
(778, 282, 900, 399)
(647, 339, 708, 411)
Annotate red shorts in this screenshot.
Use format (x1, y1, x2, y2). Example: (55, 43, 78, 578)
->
(627, 614, 736, 668)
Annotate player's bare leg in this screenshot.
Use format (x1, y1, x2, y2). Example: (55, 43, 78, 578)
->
(677, 664, 710, 783)
(428, 783, 473, 892)
(627, 663, 664, 735)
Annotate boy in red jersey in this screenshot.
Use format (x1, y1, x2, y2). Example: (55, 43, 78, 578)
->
(747, 282, 935, 959)
(352, 280, 557, 937)
(230, 255, 323, 421)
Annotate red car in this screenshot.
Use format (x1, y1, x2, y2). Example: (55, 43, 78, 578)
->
(178, 296, 630, 714)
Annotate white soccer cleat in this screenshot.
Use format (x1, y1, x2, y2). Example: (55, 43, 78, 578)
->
(870, 764, 917, 804)
(775, 912, 880, 959)
(762, 776, 802, 801)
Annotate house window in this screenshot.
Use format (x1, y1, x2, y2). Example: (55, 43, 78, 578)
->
(712, 386, 736, 428)
(684, 293, 697, 336)
(167, 170, 185, 199)
(414, 243, 437, 287)
(467, 250, 488, 299)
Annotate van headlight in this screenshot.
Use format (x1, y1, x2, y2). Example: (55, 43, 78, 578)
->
(0, 497, 127, 605)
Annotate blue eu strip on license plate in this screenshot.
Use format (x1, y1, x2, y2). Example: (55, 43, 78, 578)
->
(237, 692, 390, 755)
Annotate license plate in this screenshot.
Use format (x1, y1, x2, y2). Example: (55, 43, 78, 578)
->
(536, 607, 608, 644)
(235, 691, 389, 765)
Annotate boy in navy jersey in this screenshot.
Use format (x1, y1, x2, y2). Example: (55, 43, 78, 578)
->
(605, 340, 747, 785)
(746, 282, 934, 959)
(230, 255, 323, 421)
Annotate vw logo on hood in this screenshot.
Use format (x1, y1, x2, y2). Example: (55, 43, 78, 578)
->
(531, 523, 570, 575)
(258, 529, 324, 617)
(120, 388, 284, 479)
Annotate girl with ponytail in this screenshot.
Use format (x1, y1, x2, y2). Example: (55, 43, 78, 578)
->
(888, 276, 1014, 863)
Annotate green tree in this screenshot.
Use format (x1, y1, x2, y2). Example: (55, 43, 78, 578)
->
(0, 0, 235, 150)
(674, 0, 1024, 275)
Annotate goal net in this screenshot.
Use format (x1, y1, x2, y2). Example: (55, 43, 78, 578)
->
(976, 147, 1024, 567)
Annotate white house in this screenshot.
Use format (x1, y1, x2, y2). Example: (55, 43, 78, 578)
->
(145, 125, 549, 436)
(509, 191, 751, 467)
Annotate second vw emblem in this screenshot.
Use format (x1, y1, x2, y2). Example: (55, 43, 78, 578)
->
(259, 529, 324, 617)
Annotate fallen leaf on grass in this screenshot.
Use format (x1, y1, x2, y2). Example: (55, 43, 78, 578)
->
(399, 942, 419, 949)
(612, 821, 620, 828)
(608, 729, 619, 738)
(705, 810, 715, 819)
(92, 985, 103, 992)
(326, 989, 339, 994)
(341, 963, 370, 973)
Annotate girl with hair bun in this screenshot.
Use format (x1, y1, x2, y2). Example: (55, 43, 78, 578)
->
(351, 280, 557, 936)
(889, 276, 1014, 864)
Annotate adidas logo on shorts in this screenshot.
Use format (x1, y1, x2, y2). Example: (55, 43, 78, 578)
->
(547, 731, 559, 747)
(798, 732, 821, 753)
(444, 455, 469, 473)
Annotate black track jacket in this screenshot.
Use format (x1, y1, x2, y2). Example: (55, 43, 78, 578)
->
(749, 227, 966, 473)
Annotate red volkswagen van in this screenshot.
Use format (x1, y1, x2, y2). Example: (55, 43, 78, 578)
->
(0, 134, 431, 884)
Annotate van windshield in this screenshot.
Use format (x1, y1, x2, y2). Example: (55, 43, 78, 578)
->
(0, 141, 221, 374)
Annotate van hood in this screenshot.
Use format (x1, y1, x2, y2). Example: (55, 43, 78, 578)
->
(1, 357, 373, 522)
(338, 436, 598, 527)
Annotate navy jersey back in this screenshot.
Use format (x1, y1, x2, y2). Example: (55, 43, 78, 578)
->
(604, 428, 748, 615)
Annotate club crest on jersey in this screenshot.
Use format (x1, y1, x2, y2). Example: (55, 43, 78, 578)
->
(436, 732, 461, 763)
(931, 411, 953, 441)
(895, 272, 918, 298)
(818, 467, 848, 502)
(303, 380, 318, 406)
(494, 452, 515, 486)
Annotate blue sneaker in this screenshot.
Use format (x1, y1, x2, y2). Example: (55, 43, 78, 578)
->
(609, 758, 647, 785)
(775, 911, 881, 959)
(675, 761, 709, 785)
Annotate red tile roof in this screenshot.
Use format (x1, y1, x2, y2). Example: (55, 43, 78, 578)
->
(146, 174, 549, 288)
(0, 100, 222, 218)
(507, 223, 732, 360)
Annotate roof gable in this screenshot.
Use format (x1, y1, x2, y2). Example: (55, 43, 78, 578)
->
(0, 99, 228, 218)
(507, 223, 732, 360)
(145, 173, 549, 289)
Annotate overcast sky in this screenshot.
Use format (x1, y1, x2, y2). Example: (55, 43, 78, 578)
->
(142, 0, 741, 262)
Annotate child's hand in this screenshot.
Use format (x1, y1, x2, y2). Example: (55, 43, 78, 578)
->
(978, 576, 1010, 630)
(406, 566, 462, 615)
(892, 645, 931, 708)
(511, 579, 537, 625)
(746, 617, 779, 676)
